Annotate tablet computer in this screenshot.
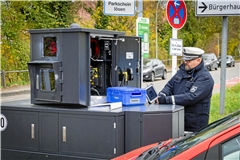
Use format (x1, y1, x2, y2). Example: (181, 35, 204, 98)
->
(145, 84, 159, 104)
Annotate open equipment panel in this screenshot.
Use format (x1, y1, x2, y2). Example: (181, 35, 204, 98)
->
(28, 24, 142, 106)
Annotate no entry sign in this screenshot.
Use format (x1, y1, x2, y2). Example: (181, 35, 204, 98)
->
(166, 0, 187, 30)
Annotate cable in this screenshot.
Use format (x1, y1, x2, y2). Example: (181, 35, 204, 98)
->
(117, 67, 124, 87)
(110, 68, 112, 87)
(91, 88, 100, 96)
(91, 57, 97, 61)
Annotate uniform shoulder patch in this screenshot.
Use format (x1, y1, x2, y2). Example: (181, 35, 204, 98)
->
(190, 86, 198, 93)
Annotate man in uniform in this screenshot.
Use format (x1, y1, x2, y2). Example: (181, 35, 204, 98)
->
(156, 47, 214, 132)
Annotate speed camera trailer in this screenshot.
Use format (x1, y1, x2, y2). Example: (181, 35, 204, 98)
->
(28, 24, 142, 106)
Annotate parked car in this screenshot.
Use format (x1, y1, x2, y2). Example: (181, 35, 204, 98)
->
(218, 55, 235, 67)
(143, 58, 167, 81)
(113, 110, 240, 160)
(202, 53, 218, 71)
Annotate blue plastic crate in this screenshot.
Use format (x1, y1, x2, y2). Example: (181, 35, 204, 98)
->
(107, 87, 146, 106)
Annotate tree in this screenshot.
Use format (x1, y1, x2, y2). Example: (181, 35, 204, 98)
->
(70, 1, 96, 28)
(227, 17, 240, 56)
(1, 1, 73, 86)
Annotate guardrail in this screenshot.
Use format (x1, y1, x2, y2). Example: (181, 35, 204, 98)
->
(1, 70, 29, 88)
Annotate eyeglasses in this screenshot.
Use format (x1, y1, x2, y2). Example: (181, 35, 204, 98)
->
(183, 58, 198, 63)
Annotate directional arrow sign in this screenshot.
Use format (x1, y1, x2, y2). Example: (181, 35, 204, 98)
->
(196, 0, 240, 16)
(199, 2, 207, 13)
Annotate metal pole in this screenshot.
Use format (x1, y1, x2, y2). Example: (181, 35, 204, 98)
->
(218, 33, 220, 57)
(138, 0, 142, 17)
(172, 29, 178, 76)
(155, 0, 160, 59)
(220, 16, 228, 115)
(138, 0, 143, 87)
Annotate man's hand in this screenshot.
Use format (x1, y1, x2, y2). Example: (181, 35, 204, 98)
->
(155, 98, 159, 104)
(157, 96, 166, 104)
(155, 96, 166, 104)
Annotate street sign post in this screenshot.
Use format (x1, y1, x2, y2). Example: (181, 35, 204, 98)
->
(166, 0, 187, 76)
(166, 0, 187, 30)
(196, 0, 240, 16)
(104, 0, 135, 16)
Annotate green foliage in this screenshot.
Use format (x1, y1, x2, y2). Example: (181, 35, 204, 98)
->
(1, 1, 74, 87)
(228, 17, 240, 56)
(24, 1, 73, 29)
(1, 1, 30, 73)
(210, 84, 240, 123)
(92, 1, 109, 29)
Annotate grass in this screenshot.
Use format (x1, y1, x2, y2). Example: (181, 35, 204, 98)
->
(209, 83, 240, 123)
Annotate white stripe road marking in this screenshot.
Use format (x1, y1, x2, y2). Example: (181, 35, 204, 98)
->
(214, 76, 240, 86)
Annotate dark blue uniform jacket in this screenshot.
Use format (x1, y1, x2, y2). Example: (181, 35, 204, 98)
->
(160, 60, 214, 132)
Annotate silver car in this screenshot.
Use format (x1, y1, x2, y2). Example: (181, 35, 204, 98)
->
(218, 55, 235, 67)
(202, 53, 218, 71)
(142, 58, 167, 81)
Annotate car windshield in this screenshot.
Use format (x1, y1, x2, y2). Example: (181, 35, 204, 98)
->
(156, 111, 240, 160)
(143, 59, 152, 67)
(202, 55, 211, 61)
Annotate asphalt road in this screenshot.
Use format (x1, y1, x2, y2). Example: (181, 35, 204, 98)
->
(142, 62, 240, 94)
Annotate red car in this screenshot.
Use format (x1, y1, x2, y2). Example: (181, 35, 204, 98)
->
(113, 110, 240, 160)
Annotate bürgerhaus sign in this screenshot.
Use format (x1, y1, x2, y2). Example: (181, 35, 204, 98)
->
(196, 0, 240, 16)
(104, 0, 135, 16)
